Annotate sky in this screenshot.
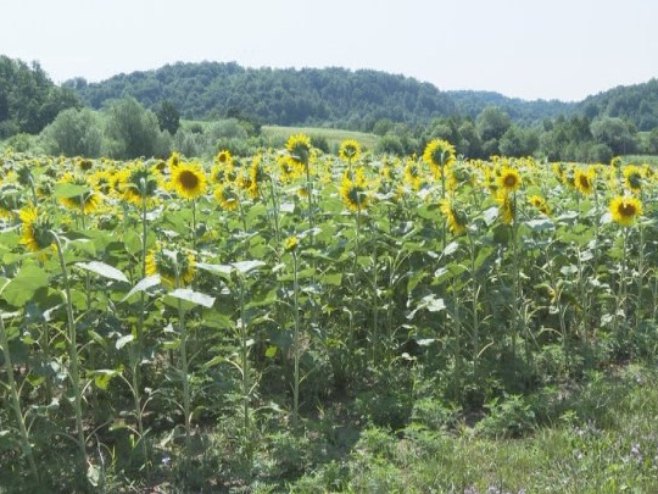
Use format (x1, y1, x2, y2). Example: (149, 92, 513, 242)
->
(2, 0, 657, 102)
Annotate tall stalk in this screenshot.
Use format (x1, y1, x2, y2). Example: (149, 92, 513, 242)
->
(0, 314, 39, 482)
(52, 232, 88, 471)
(291, 250, 301, 424)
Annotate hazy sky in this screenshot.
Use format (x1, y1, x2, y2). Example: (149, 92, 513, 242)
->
(2, 0, 657, 102)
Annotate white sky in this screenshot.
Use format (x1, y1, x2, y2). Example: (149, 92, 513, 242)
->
(2, 0, 657, 102)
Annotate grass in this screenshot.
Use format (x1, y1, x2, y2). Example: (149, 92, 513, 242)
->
(620, 154, 658, 166)
(261, 125, 380, 151)
(284, 364, 658, 493)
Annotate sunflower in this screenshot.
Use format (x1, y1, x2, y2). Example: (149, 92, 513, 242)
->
(77, 158, 94, 172)
(122, 162, 162, 206)
(623, 165, 644, 193)
(168, 151, 181, 172)
(609, 195, 642, 227)
(498, 166, 522, 193)
(340, 170, 369, 212)
(404, 160, 424, 191)
(89, 169, 114, 196)
(145, 247, 196, 288)
(423, 139, 456, 178)
(57, 173, 102, 214)
(19, 206, 55, 254)
(247, 155, 266, 199)
(496, 189, 515, 225)
(284, 235, 299, 252)
(574, 167, 596, 195)
(528, 195, 550, 216)
(211, 161, 237, 185)
(286, 134, 312, 168)
(439, 198, 467, 235)
(170, 162, 207, 200)
(214, 149, 233, 167)
(277, 155, 301, 183)
(339, 139, 362, 163)
(213, 183, 240, 211)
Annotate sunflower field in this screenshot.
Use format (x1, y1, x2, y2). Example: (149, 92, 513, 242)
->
(1, 136, 658, 491)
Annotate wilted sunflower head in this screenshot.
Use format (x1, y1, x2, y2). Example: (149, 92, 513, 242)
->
(19, 206, 55, 254)
(213, 183, 240, 211)
(423, 139, 456, 176)
(123, 163, 161, 205)
(57, 173, 102, 214)
(623, 165, 644, 193)
(339, 139, 362, 164)
(145, 247, 196, 288)
(609, 195, 642, 227)
(286, 134, 312, 167)
(439, 198, 468, 235)
(170, 162, 207, 200)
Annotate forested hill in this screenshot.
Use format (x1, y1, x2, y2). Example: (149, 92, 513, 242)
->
(578, 78, 658, 131)
(66, 62, 458, 129)
(64, 61, 578, 130)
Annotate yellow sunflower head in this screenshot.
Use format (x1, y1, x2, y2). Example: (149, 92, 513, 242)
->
(145, 246, 196, 288)
(574, 167, 595, 196)
(423, 139, 456, 177)
(528, 195, 550, 216)
(498, 166, 522, 193)
(214, 149, 233, 167)
(609, 195, 642, 227)
(339, 139, 362, 164)
(284, 235, 299, 253)
(340, 176, 369, 212)
(170, 162, 207, 200)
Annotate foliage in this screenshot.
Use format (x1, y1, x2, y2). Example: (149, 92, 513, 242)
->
(40, 107, 103, 157)
(0, 55, 79, 138)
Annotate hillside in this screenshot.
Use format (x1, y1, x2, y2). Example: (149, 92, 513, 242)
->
(65, 62, 658, 133)
(65, 62, 458, 130)
(578, 78, 658, 130)
(62, 62, 576, 131)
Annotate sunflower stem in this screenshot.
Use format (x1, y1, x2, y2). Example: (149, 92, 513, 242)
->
(0, 313, 39, 483)
(52, 232, 88, 474)
(292, 251, 301, 425)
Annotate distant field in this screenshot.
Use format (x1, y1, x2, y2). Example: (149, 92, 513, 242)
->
(262, 125, 379, 151)
(620, 154, 658, 166)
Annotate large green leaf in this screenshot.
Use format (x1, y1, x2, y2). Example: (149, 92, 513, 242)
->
(1, 264, 50, 307)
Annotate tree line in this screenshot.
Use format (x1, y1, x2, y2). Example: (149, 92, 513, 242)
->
(2, 55, 658, 161)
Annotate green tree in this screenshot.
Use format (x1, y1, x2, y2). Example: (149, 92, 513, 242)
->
(156, 100, 180, 135)
(590, 117, 637, 155)
(104, 97, 170, 158)
(40, 108, 102, 157)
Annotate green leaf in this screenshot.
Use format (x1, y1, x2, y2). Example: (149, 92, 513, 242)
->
(115, 334, 134, 350)
(121, 275, 161, 302)
(321, 273, 342, 286)
(53, 182, 89, 199)
(76, 261, 129, 283)
(265, 346, 278, 358)
(92, 369, 122, 391)
(232, 260, 266, 274)
(1, 264, 50, 307)
(168, 288, 215, 308)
